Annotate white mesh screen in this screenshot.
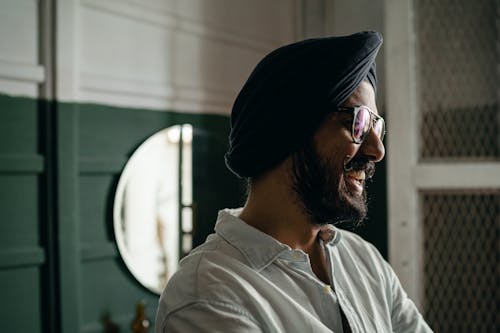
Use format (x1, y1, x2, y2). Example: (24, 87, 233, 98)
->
(422, 191, 499, 332)
(416, 0, 499, 161)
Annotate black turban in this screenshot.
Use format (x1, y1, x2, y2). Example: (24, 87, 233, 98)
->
(225, 31, 383, 178)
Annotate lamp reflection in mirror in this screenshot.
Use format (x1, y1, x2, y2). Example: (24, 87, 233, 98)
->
(113, 124, 193, 294)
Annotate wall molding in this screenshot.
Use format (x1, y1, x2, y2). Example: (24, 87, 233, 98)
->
(79, 73, 235, 114)
(0, 154, 45, 173)
(79, 156, 127, 174)
(0, 247, 45, 269)
(81, 242, 118, 262)
(80, 0, 280, 53)
(79, 74, 175, 100)
(413, 162, 500, 189)
(0, 60, 45, 83)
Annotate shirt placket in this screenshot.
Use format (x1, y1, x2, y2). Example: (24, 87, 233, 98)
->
(325, 245, 362, 333)
(288, 249, 345, 332)
(319, 281, 346, 332)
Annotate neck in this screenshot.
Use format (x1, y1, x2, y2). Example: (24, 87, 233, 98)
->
(238, 162, 331, 284)
(239, 159, 320, 253)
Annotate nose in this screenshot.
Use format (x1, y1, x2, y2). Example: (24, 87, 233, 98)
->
(359, 129, 385, 162)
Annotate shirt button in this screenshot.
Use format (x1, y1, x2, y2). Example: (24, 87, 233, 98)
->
(291, 251, 302, 260)
(323, 285, 331, 294)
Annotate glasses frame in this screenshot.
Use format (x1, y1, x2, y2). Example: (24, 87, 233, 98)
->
(335, 105, 386, 144)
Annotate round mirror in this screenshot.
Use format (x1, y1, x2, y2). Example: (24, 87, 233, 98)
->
(113, 124, 193, 294)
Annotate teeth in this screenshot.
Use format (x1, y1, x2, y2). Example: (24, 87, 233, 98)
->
(347, 170, 365, 181)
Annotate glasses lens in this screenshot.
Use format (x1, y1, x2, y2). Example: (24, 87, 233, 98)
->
(374, 118, 385, 140)
(353, 107, 370, 142)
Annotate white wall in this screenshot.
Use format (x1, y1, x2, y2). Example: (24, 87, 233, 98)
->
(0, 0, 301, 115)
(77, 0, 299, 114)
(0, 0, 44, 97)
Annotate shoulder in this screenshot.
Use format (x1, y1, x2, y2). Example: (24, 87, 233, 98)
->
(332, 228, 390, 276)
(335, 228, 381, 254)
(156, 234, 262, 331)
(158, 233, 257, 312)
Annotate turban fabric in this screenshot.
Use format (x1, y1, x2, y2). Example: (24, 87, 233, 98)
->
(225, 31, 383, 178)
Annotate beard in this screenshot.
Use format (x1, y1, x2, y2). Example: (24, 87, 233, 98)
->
(290, 139, 374, 228)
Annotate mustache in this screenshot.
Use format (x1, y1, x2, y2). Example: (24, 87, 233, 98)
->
(343, 155, 376, 179)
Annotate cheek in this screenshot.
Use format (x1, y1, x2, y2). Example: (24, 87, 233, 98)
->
(323, 153, 347, 187)
(315, 136, 359, 158)
(344, 144, 360, 158)
(330, 143, 360, 163)
(315, 144, 360, 181)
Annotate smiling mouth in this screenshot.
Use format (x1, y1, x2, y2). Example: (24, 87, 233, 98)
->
(347, 170, 365, 181)
(345, 170, 365, 194)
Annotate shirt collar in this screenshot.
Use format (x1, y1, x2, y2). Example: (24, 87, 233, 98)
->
(215, 208, 289, 271)
(318, 224, 342, 246)
(214, 208, 342, 271)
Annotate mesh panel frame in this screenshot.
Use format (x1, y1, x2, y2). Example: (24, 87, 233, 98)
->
(416, 0, 500, 161)
(422, 190, 500, 332)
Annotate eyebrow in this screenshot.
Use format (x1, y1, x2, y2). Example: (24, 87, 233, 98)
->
(330, 111, 353, 121)
(339, 105, 384, 118)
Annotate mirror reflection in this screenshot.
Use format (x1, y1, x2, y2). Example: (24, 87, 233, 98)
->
(113, 124, 193, 294)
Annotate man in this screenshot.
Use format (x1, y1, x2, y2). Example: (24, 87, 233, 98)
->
(156, 31, 432, 332)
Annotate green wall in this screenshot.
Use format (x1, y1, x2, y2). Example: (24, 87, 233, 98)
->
(0, 96, 45, 333)
(0, 93, 386, 333)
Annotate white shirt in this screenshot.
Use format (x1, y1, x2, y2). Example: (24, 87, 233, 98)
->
(156, 209, 432, 332)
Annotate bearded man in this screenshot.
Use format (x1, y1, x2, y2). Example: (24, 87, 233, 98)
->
(156, 31, 432, 333)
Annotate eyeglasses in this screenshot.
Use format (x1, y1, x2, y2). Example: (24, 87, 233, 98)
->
(336, 105, 386, 144)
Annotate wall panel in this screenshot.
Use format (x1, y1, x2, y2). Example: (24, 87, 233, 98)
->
(80, 175, 115, 245)
(0, 0, 38, 64)
(77, 0, 297, 114)
(80, 6, 175, 84)
(0, 267, 42, 333)
(0, 0, 44, 97)
(0, 97, 39, 153)
(0, 175, 39, 248)
(0, 95, 46, 333)
(78, 106, 172, 158)
(175, 0, 296, 46)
